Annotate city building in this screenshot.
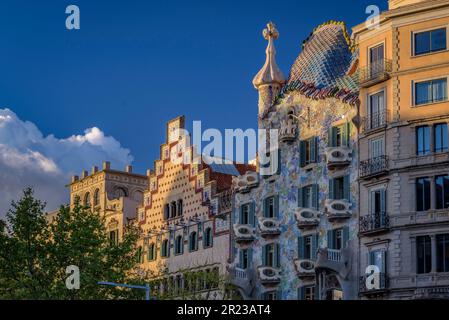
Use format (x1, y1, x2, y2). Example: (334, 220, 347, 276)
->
(135, 116, 253, 299)
(229, 21, 360, 300)
(68, 161, 148, 244)
(353, 0, 449, 299)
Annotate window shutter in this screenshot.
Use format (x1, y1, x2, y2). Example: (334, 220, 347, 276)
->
(327, 230, 334, 249)
(312, 234, 319, 259)
(250, 202, 256, 227)
(314, 285, 319, 300)
(210, 230, 214, 247)
(343, 175, 350, 201)
(380, 189, 386, 214)
(312, 184, 319, 210)
(239, 205, 244, 224)
(343, 226, 350, 248)
(167, 240, 171, 257)
(276, 149, 282, 175)
(248, 248, 253, 268)
(300, 141, 306, 167)
(262, 246, 267, 266)
(310, 137, 317, 163)
(298, 236, 305, 259)
(276, 289, 282, 300)
(239, 250, 243, 268)
(329, 179, 335, 200)
(328, 128, 335, 147)
(274, 195, 280, 218)
(275, 243, 281, 268)
(344, 122, 351, 146)
(263, 198, 268, 218)
(381, 250, 386, 273)
(298, 187, 304, 208)
(298, 287, 305, 300)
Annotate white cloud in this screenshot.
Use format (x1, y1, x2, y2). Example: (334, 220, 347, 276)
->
(0, 108, 134, 218)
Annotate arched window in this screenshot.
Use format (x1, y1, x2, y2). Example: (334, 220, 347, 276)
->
(161, 239, 170, 258)
(164, 204, 170, 220)
(114, 187, 128, 199)
(203, 227, 213, 248)
(177, 199, 183, 216)
(148, 243, 156, 261)
(136, 246, 143, 263)
(84, 192, 91, 207)
(170, 202, 177, 218)
(175, 235, 183, 255)
(93, 189, 100, 207)
(189, 232, 198, 252)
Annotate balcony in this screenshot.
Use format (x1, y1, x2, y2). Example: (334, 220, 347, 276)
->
(233, 224, 256, 244)
(359, 156, 389, 179)
(233, 172, 259, 194)
(359, 273, 388, 295)
(361, 110, 390, 133)
(359, 212, 390, 236)
(315, 248, 348, 275)
(359, 59, 392, 88)
(325, 199, 352, 222)
(257, 266, 281, 286)
(228, 266, 255, 299)
(258, 218, 281, 238)
(325, 146, 352, 170)
(279, 118, 297, 143)
(294, 259, 316, 279)
(295, 208, 320, 230)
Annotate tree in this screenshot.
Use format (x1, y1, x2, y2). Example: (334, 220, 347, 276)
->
(0, 188, 145, 300)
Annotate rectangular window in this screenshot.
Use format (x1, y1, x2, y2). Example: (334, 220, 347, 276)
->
(300, 137, 318, 167)
(370, 189, 386, 215)
(299, 286, 315, 300)
(334, 229, 343, 250)
(436, 175, 449, 210)
(415, 78, 447, 106)
(434, 123, 449, 153)
(369, 91, 386, 129)
(265, 244, 275, 267)
(240, 249, 249, 269)
(417, 235, 432, 274)
(331, 176, 349, 201)
(437, 234, 449, 273)
(370, 137, 384, 159)
(241, 204, 250, 224)
(414, 28, 447, 56)
(369, 250, 386, 273)
(416, 177, 431, 211)
(304, 236, 312, 260)
(416, 126, 431, 155)
(264, 196, 275, 218)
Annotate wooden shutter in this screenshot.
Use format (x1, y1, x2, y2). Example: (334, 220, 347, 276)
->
(327, 230, 334, 249)
(310, 137, 317, 163)
(298, 236, 305, 259)
(343, 175, 350, 201)
(249, 202, 256, 227)
(343, 226, 350, 248)
(312, 234, 319, 259)
(298, 187, 304, 208)
(262, 246, 267, 266)
(312, 184, 319, 210)
(274, 195, 280, 218)
(300, 140, 306, 167)
(275, 243, 281, 268)
(329, 179, 335, 200)
(248, 248, 253, 268)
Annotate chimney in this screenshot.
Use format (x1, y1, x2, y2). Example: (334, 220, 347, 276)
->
(82, 170, 88, 179)
(71, 175, 79, 183)
(103, 161, 111, 170)
(126, 165, 133, 173)
(92, 166, 98, 174)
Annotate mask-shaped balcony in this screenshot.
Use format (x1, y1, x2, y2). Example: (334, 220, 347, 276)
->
(233, 224, 256, 244)
(228, 266, 256, 299)
(279, 119, 297, 143)
(294, 259, 316, 279)
(325, 147, 352, 170)
(295, 208, 320, 230)
(257, 266, 281, 286)
(315, 248, 349, 276)
(258, 218, 281, 238)
(325, 199, 352, 222)
(233, 172, 259, 194)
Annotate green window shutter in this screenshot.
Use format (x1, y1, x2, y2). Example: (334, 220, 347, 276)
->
(263, 198, 268, 218)
(310, 137, 317, 163)
(298, 287, 305, 300)
(239, 250, 244, 268)
(274, 195, 280, 218)
(312, 234, 319, 260)
(249, 202, 256, 227)
(210, 230, 213, 247)
(248, 248, 253, 268)
(344, 122, 351, 146)
(262, 246, 267, 266)
(275, 243, 281, 268)
(239, 205, 243, 224)
(276, 149, 282, 175)
(328, 127, 337, 147)
(329, 179, 335, 200)
(300, 140, 306, 167)
(343, 175, 350, 201)
(298, 236, 305, 259)
(314, 285, 319, 300)
(343, 226, 350, 248)
(312, 184, 319, 210)
(298, 187, 304, 208)
(327, 230, 334, 249)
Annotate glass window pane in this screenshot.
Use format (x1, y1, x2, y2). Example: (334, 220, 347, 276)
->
(416, 81, 431, 105)
(415, 31, 431, 55)
(432, 79, 447, 102)
(431, 28, 447, 52)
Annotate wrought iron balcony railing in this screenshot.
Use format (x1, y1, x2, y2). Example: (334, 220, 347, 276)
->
(359, 59, 392, 87)
(359, 212, 390, 235)
(361, 109, 390, 133)
(359, 273, 389, 294)
(359, 155, 389, 179)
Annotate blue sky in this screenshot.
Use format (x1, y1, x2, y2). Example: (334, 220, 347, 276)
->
(0, 0, 386, 175)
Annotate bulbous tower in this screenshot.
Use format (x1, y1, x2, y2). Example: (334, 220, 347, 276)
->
(253, 22, 286, 120)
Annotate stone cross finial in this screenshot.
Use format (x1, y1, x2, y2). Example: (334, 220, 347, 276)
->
(263, 22, 279, 40)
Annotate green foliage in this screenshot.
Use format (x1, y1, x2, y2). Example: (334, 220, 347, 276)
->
(0, 188, 145, 300)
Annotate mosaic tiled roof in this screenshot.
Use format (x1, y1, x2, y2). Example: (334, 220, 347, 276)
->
(272, 21, 359, 108)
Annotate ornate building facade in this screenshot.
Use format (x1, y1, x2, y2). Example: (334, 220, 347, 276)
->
(353, 0, 449, 299)
(229, 21, 360, 300)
